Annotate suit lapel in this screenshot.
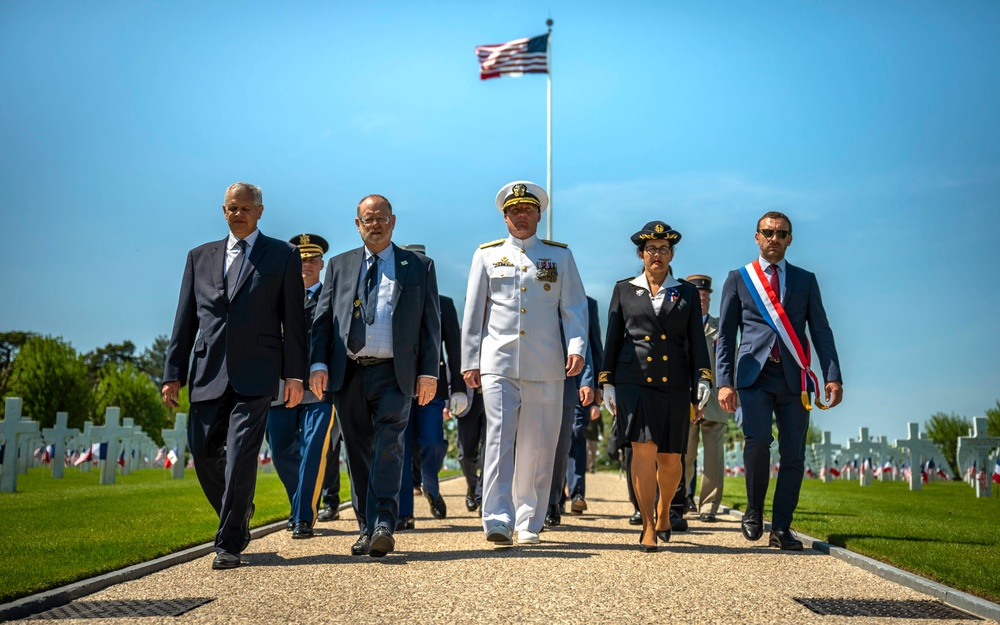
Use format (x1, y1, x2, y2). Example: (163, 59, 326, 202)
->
(657, 290, 679, 325)
(392, 244, 410, 308)
(232, 233, 267, 300)
(782, 262, 798, 301)
(212, 238, 227, 298)
(627, 281, 662, 331)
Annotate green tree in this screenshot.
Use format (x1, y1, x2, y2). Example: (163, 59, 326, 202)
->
(924, 411, 971, 478)
(94, 362, 171, 444)
(8, 335, 93, 428)
(986, 401, 1000, 437)
(0, 331, 37, 416)
(135, 335, 170, 386)
(83, 341, 136, 383)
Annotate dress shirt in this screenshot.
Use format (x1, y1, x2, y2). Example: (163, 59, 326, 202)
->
(225, 229, 260, 276)
(628, 273, 680, 315)
(759, 256, 787, 301)
(352, 245, 396, 359)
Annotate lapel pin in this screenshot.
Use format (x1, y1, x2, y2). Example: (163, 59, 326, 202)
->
(401, 260, 409, 266)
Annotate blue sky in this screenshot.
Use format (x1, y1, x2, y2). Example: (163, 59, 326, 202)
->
(2, 1, 998, 447)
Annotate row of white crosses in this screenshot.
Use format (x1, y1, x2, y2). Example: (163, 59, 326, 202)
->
(1, 396, 191, 492)
(957, 416, 1000, 498)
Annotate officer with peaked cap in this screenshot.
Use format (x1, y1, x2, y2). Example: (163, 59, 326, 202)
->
(266, 233, 339, 538)
(461, 180, 589, 547)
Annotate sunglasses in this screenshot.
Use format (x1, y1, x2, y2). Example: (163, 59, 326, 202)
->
(758, 229, 790, 240)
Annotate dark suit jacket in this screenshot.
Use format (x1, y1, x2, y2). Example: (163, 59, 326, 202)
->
(437, 295, 466, 400)
(716, 261, 841, 392)
(310, 243, 441, 398)
(599, 279, 710, 404)
(163, 231, 308, 402)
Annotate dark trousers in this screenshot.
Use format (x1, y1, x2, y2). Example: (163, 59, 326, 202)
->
(334, 360, 410, 536)
(266, 401, 336, 525)
(320, 427, 342, 508)
(740, 360, 810, 529)
(547, 397, 578, 507)
(398, 397, 448, 516)
(188, 386, 271, 554)
(456, 391, 486, 502)
(566, 405, 589, 498)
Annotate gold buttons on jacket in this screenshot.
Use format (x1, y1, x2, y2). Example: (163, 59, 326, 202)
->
(521, 286, 526, 292)
(520, 330, 525, 336)
(661, 334, 666, 339)
(644, 335, 650, 341)
(646, 377, 652, 383)
(522, 266, 527, 271)
(662, 377, 667, 382)
(520, 308, 525, 314)
(646, 357, 652, 362)
(662, 356, 668, 361)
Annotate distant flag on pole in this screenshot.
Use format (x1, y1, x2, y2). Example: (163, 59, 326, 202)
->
(829, 461, 840, 478)
(154, 447, 166, 466)
(475, 34, 548, 80)
(166, 448, 179, 469)
(993, 458, 1000, 485)
(259, 449, 272, 465)
(117, 449, 125, 467)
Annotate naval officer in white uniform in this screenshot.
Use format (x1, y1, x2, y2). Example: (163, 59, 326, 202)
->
(461, 180, 589, 547)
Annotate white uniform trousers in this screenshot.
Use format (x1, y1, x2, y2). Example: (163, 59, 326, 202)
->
(480, 374, 563, 534)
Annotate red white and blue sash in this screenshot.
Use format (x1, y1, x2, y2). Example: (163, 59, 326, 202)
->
(739, 260, 827, 410)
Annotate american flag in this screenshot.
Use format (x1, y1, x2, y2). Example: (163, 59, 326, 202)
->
(154, 447, 166, 466)
(829, 462, 841, 478)
(475, 34, 548, 80)
(33, 445, 53, 464)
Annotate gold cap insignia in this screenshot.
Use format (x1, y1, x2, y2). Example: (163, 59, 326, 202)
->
(512, 183, 526, 198)
(299, 234, 311, 245)
(654, 224, 664, 233)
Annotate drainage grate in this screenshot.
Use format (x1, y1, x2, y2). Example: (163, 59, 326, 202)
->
(25, 598, 214, 620)
(794, 598, 981, 620)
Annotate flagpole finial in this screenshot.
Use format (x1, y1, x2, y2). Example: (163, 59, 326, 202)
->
(546, 18, 553, 29)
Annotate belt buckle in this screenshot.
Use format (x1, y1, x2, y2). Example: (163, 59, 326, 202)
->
(767, 356, 781, 364)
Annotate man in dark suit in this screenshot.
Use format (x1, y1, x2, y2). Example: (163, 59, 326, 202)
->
(717, 210, 843, 550)
(309, 194, 441, 558)
(266, 234, 339, 539)
(162, 182, 307, 570)
(565, 296, 605, 514)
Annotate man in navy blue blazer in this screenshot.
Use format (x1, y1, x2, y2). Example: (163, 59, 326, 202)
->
(163, 182, 308, 569)
(717, 211, 842, 550)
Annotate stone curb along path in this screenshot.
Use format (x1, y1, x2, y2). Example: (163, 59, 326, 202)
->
(2, 473, 998, 624)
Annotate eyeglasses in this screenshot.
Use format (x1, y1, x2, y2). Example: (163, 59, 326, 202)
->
(359, 215, 391, 227)
(758, 229, 790, 240)
(644, 246, 672, 256)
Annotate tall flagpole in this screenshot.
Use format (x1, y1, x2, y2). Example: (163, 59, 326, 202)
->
(546, 18, 553, 240)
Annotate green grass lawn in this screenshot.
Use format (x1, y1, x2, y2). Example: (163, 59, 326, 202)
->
(719, 476, 1000, 602)
(0, 467, 350, 604)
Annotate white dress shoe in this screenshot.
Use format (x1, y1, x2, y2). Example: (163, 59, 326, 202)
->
(517, 530, 540, 545)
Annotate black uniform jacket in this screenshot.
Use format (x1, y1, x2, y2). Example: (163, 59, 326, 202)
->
(599, 278, 712, 404)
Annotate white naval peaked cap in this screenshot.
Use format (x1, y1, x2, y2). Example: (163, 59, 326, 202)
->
(495, 180, 548, 214)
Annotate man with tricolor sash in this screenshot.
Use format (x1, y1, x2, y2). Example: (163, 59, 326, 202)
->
(717, 211, 843, 551)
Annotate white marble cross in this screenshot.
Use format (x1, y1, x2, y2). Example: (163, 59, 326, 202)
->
(89, 407, 131, 485)
(895, 422, 933, 491)
(42, 412, 80, 479)
(957, 416, 1000, 498)
(161, 413, 188, 480)
(0, 398, 40, 492)
(119, 417, 138, 475)
(845, 427, 875, 486)
(811, 431, 842, 483)
(871, 435, 892, 482)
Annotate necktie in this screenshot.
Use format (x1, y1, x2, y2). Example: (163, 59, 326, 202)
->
(347, 256, 379, 353)
(769, 264, 781, 361)
(226, 240, 247, 300)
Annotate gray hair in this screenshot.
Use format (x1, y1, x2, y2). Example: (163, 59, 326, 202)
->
(225, 182, 263, 208)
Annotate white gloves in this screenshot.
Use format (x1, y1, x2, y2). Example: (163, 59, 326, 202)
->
(696, 380, 711, 411)
(450, 392, 469, 417)
(602, 384, 617, 415)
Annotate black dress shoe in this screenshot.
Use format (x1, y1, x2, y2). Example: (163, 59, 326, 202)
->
(350, 534, 371, 556)
(628, 510, 643, 525)
(285, 516, 295, 531)
(741, 507, 763, 541)
(396, 515, 415, 531)
(369, 526, 395, 557)
(212, 551, 241, 570)
(670, 512, 688, 532)
(656, 528, 671, 543)
(292, 522, 314, 539)
(317, 505, 339, 522)
(544, 504, 561, 526)
(699, 512, 717, 523)
(425, 492, 447, 519)
(769, 527, 804, 551)
(639, 528, 658, 552)
(685, 495, 697, 513)
(465, 495, 478, 512)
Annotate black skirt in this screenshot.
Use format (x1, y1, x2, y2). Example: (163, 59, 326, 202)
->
(615, 383, 690, 454)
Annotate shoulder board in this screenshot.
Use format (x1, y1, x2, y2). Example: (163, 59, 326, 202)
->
(615, 277, 635, 284)
(541, 239, 568, 248)
(479, 239, 505, 249)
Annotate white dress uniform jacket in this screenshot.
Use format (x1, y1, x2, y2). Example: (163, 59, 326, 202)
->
(461, 234, 588, 378)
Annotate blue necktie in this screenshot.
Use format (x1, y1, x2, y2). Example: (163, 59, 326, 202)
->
(226, 240, 247, 300)
(347, 256, 379, 353)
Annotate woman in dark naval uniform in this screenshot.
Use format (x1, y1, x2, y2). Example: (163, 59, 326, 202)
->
(599, 221, 712, 552)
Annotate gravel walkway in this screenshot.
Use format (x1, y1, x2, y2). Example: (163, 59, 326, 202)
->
(15, 472, 993, 624)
